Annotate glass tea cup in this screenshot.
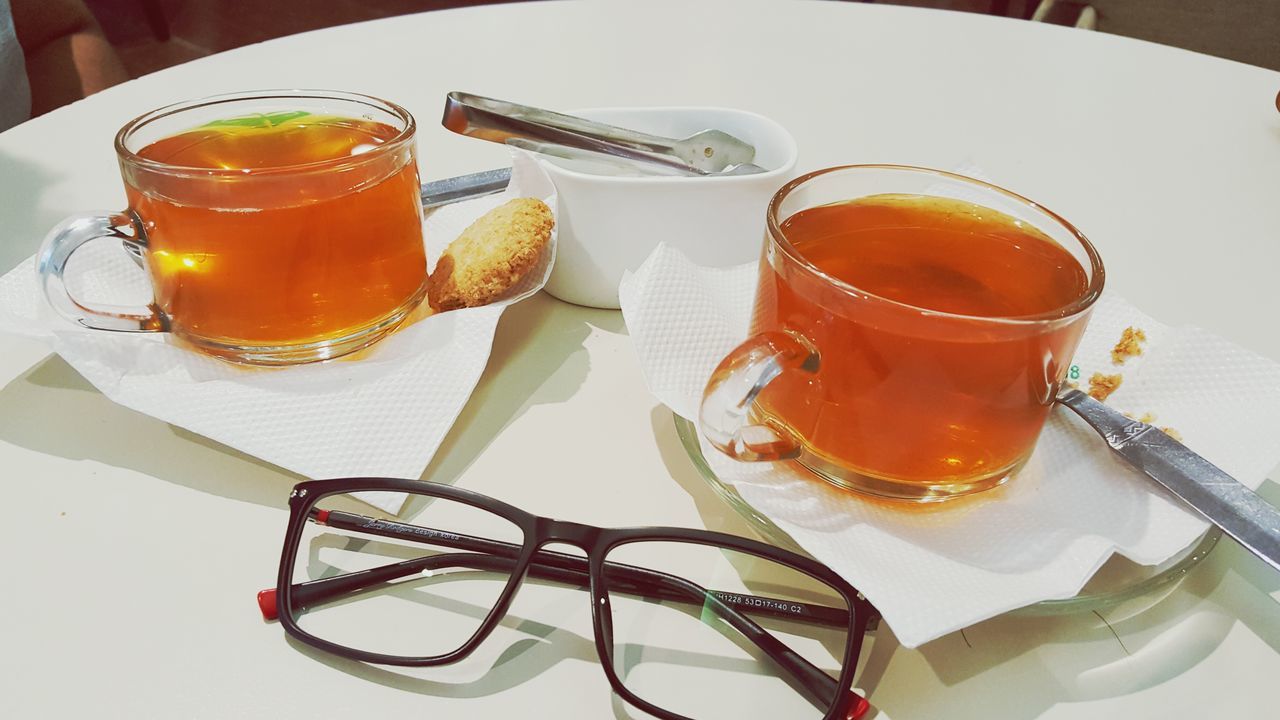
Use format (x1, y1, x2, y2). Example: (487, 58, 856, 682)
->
(37, 90, 428, 365)
(700, 165, 1105, 502)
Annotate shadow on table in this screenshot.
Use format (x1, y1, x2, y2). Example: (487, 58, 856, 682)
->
(648, 406, 769, 540)
(281, 564, 684, 720)
(649, 404, 1280, 718)
(0, 353, 299, 507)
(0, 150, 71, 275)
(408, 293, 623, 501)
(282, 608, 603, 700)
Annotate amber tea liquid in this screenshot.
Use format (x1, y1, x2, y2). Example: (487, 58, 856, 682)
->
(752, 194, 1092, 490)
(126, 113, 427, 349)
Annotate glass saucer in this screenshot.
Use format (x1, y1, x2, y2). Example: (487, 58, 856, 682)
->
(673, 413, 1221, 616)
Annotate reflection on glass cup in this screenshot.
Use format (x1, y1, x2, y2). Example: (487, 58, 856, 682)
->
(37, 90, 428, 365)
(701, 165, 1105, 502)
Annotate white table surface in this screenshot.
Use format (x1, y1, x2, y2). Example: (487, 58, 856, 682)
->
(2, 1, 1278, 717)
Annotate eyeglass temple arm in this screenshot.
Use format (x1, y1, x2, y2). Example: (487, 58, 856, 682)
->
(259, 509, 866, 714)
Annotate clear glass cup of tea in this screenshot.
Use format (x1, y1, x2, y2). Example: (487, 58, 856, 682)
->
(37, 90, 428, 365)
(700, 165, 1105, 502)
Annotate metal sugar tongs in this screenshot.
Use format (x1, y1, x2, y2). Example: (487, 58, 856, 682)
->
(421, 91, 765, 208)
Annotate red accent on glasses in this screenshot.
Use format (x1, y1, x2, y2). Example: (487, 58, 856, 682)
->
(257, 589, 279, 621)
(846, 693, 870, 720)
(257, 510, 327, 621)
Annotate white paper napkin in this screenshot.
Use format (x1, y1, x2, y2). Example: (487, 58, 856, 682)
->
(0, 151, 556, 514)
(619, 243, 1280, 648)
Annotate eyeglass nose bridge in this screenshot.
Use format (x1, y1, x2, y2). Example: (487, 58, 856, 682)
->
(525, 516, 620, 677)
(533, 516, 605, 550)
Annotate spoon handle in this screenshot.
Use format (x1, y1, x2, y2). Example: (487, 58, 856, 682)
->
(420, 167, 511, 209)
(1057, 389, 1280, 572)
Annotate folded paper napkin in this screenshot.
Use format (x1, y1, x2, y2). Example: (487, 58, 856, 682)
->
(619, 243, 1280, 648)
(0, 151, 556, 514)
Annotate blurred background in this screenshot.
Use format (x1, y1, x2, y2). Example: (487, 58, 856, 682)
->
(82, 0, 1280, 80)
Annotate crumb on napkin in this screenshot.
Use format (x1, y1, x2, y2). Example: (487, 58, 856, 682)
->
(1111, 326, 1147, 365)
(1088, 372, 1122, 401)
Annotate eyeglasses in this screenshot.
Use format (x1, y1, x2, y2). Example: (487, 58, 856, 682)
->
(259, 478, 877, 720)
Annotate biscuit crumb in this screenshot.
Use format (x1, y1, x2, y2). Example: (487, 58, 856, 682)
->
(429, 198, 554, 311)
(1111, 326, 1147, 365)
(1123, 411, 1158, 424)
(1160, 426, 1184, 442)
(1088, 372, 1123, 401)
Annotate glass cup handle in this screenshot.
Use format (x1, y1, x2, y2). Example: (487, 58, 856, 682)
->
(36, 211, 166, 332)
(699, 329, 820, 462)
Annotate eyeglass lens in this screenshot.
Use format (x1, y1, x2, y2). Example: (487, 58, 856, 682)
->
(289, 492, 526, 659)
(603, 539, 850, 720)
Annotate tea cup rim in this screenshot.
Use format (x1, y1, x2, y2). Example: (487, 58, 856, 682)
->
(766, 164, 1107, 326)
(113, 89, 417, 179)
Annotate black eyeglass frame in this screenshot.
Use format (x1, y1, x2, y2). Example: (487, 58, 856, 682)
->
(273, 477, 876, 720)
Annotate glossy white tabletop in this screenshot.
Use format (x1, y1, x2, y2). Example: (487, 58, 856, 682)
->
(1, 1, 1277, 717)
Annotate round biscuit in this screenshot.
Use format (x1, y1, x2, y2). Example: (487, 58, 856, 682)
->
(430, 197, 554, 310)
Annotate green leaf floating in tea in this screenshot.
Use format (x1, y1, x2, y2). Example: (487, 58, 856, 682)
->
(201, 110, 312, 129)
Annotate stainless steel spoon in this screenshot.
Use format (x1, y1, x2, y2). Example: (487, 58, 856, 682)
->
(1059, 389, 1280, 572)
(442, 91, 765, 176)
